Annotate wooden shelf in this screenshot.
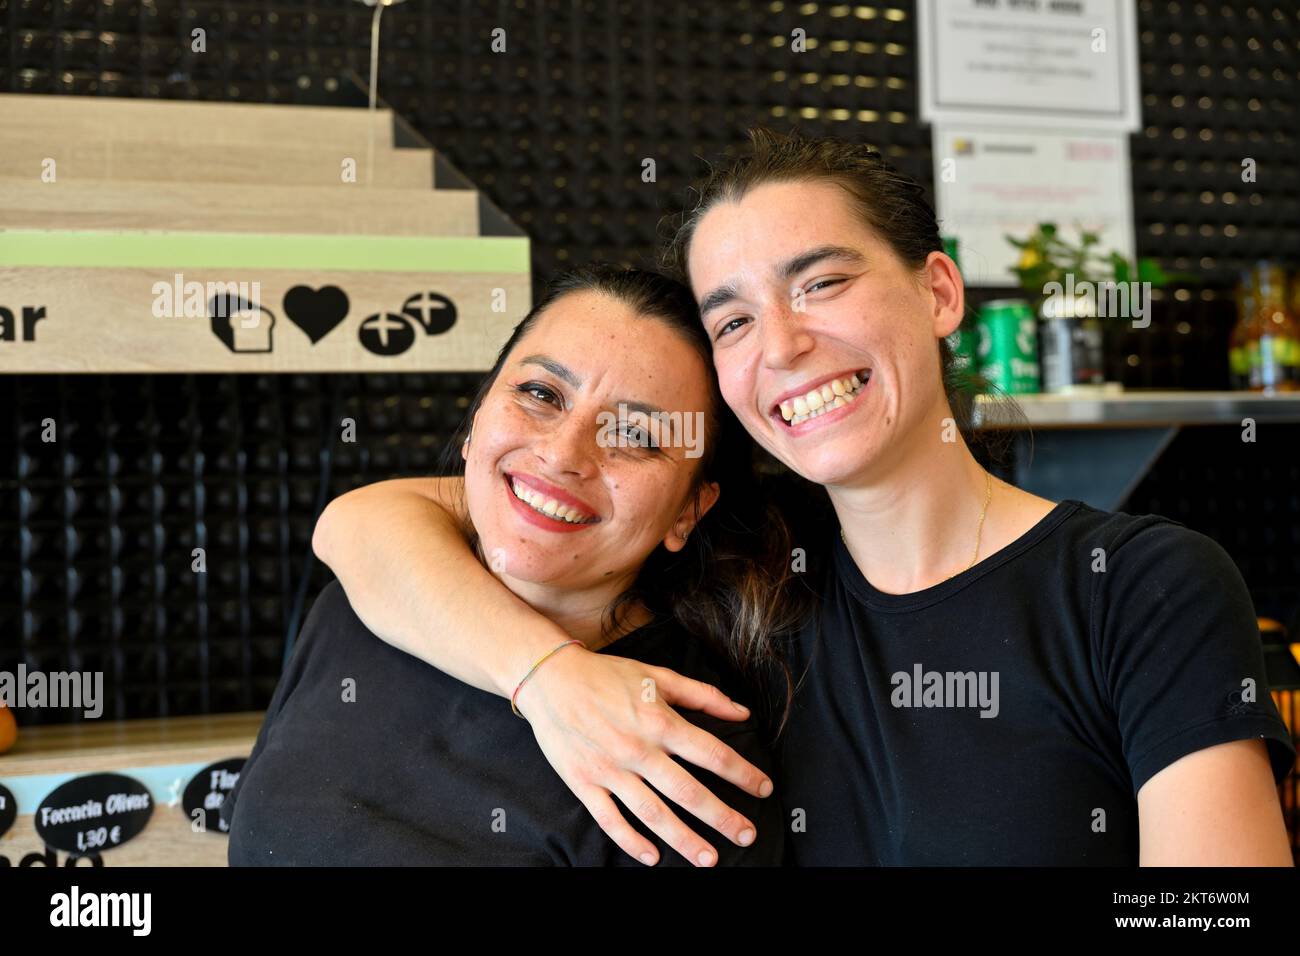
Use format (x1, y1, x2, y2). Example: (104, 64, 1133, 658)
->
(0, 713, 264, 866)
(1, 712, 264, 777)
(976, 390, 1300, 429)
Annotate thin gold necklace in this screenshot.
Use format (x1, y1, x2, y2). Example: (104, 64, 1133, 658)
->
(840, 471, 994, 583)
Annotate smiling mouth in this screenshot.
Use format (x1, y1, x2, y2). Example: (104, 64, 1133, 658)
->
(506, 475, 598, 525)
(776, 370, 870, 427)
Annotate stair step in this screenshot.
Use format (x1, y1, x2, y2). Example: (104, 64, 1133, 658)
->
(0, 179, 480, 236)
(0, 93, 395, 148)
(1, 136, 436, 189)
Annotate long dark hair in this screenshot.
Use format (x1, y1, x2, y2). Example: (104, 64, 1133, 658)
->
(442, 264, 806, 736)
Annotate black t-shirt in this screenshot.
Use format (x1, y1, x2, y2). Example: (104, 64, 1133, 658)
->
(775, 498, 1297, 865)
(221, 579, 782, 866)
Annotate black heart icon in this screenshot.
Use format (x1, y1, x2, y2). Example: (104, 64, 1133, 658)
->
(282, 285, 349, 343)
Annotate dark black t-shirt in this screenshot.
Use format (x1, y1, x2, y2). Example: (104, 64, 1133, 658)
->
(775, 499, 1296, 865)
(222, 579, 783, 866)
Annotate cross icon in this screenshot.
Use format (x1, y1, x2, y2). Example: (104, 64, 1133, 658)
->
(366, 312, 408, 347)
(402, 292, 454, 332)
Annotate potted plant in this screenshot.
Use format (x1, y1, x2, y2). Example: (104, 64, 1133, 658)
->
(1004, 223, 1192, 392)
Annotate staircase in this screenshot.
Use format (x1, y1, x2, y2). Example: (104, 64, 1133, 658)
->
(0, 93, 531, 372)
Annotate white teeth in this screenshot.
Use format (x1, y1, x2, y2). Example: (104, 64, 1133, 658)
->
(779, 372, 869, 426)
(509, 479, 592, 524)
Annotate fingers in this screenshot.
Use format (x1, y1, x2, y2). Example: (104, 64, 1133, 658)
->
(606, 775, 721, 867)
(638, 749, 760, 850)
(658, 705, 774, 801)
(653, 668, 753, 722)
(528, 658, 772, 867)
(573, 785, 663, 867)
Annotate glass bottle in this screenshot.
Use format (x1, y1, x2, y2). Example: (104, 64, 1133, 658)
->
(1250, 262, 1300, 393)
(1229, 274, 1254, 391)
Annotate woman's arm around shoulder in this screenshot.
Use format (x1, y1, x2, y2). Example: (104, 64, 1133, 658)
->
(311, 476, 779, 866)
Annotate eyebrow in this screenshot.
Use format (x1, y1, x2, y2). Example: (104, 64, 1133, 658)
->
(698, 282, 742, 321)
(518, 356, 670, 419)
(697, 244, 866, 318)
(519, 355, 581, 387)
(778, 244, 866, 280)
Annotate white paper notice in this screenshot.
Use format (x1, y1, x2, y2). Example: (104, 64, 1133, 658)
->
(918, 0, 1141, 132)
(932, 125, 1135, 288)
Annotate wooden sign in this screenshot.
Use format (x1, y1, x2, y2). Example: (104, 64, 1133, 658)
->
(0, 94, 532, 374)
(0, 233, 530, 372)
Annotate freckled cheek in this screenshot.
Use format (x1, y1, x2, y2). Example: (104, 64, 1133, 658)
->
(848, 293, 895, 346)
(480, 405, 540, 453)
(605, 473, 670, 537)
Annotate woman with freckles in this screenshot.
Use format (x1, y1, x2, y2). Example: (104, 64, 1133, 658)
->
(221, 267, 798, 865)
(312, 129, 1295, 867)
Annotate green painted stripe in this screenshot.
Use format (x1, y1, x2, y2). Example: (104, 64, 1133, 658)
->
(0, 229, 530, 273)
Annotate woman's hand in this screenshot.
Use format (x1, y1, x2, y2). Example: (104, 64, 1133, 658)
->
(516, 648, 775, 866)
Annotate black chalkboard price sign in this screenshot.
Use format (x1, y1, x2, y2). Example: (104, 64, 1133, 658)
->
(0, 783, 16, 839)
(34, 773, 153, 854)
(182, 759, 245, 835)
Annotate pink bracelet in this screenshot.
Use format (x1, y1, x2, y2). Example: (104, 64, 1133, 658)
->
(511, 640, 583, 717)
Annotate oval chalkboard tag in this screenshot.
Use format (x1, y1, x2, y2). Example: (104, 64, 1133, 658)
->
(0, 783, 16, 839)
(35, 772, 153, 855)
(182, 758, 245, 835)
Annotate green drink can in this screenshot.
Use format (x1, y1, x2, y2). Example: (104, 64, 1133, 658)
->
(943, 236, 961, 264)
(977, 299, 1040, 394)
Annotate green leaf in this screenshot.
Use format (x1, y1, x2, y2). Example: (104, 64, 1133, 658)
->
(1136, 258, 1169, 285)
(1109, 252, 1132, 283)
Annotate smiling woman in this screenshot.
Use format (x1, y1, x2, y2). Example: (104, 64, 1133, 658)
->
(309, 129, 1296, 869)
(664, 128, 1296, 865)
(220, 265, 803, 865)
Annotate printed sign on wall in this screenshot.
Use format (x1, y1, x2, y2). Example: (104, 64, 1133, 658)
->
(918, 0, 1141, 132)
(0, 232, 530, 373)
(932, 125, 1135, 287)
